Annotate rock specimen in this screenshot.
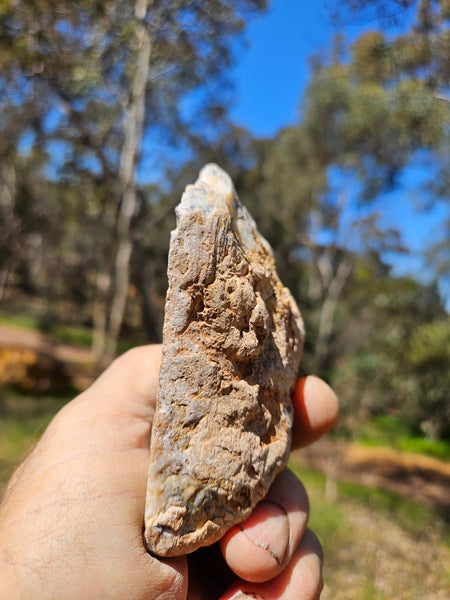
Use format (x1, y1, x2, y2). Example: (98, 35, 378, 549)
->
(144, 164, 304, 557)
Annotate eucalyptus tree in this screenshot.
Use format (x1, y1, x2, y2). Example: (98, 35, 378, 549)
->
(0, 0, 267, 365)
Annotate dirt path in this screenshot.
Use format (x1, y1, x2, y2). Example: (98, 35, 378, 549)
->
(292, 438, 450, 513)
(0, 323, 94, 364)
(0, 322, 96, 388)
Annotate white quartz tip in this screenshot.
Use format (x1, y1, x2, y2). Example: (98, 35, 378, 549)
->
(197, 163, 235, 210)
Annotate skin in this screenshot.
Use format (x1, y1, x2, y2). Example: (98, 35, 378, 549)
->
(0, 345, 338, 600)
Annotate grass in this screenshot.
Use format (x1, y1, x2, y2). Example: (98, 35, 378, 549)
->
(290, 463, 450, 599)
(0, 311, 144, 354)
(0, 313, 40, 331)
(46, 323, 92, 347)
(0, 313, 93, 348)
(290, 463, 446, 545)
(357, 414, 450, 461)
(0, 389, 71, 495)
(288, 465, 351, 551)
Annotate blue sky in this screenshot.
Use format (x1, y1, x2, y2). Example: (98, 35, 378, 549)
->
(231, 0, 335, 137)
(229, 1, 448, 306)
(230, 0, 417, 135)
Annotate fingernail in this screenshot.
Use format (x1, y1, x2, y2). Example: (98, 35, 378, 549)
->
(227, 592, 261, 600)
(239, 500, 289, 566)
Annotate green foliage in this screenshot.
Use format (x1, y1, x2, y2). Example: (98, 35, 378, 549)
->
(0, 314, 40, 330)
(351, 31, 391, 83)
(46, 324, 93, 348)
(358, 415, 450, 459)
(331, 260, 449, 439)
(405, 318, 450, 439)
(306, 0, 449, 202)
(304, 56, 448, 198)
(290, 0, 449, 432)
(407, 318, 450, 366)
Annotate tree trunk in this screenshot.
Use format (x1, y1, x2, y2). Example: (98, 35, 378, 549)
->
(97, 2, 152, 368)
(314, 255, 353, 370)
(92, 269, 112, 360)
(134, 243, 160, 342)
(0, 163, 19, 305)
(0, 264, 10, 303)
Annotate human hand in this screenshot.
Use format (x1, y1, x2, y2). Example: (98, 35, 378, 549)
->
(0, 345, 338, 600)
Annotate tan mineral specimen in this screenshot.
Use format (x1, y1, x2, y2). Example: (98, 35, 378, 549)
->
(144, 164, 304, 557)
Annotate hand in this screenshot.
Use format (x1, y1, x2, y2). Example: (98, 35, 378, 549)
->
(0, 345, 338, 600)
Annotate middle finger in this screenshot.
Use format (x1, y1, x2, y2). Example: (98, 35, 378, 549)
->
(220, 468, 309, 583)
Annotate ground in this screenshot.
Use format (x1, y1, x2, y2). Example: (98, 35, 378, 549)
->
(293, 438, 450, 514)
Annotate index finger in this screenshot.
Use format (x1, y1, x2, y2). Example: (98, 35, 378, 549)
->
(291, 375, 339, 449)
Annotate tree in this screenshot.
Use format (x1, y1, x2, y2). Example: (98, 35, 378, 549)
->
(0, 0, 267, 366)
(332, 265, 449, 438)
(296, 0, 448, 370)
(406, 317, 450, 438)
(228, 1, 448, 390)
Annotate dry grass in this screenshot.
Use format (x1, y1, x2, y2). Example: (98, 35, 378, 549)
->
(291, 465, 450, 600)
(322, 503, 449, 599)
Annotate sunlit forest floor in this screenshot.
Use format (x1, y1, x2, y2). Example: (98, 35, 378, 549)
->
(290, 464, 449, 599)
(1, 322, 449, 599)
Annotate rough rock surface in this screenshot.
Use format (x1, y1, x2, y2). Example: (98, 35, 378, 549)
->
(144, 164, 304, 557)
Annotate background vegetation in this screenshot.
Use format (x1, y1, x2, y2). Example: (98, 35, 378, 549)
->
(0, 0, 449, 597)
